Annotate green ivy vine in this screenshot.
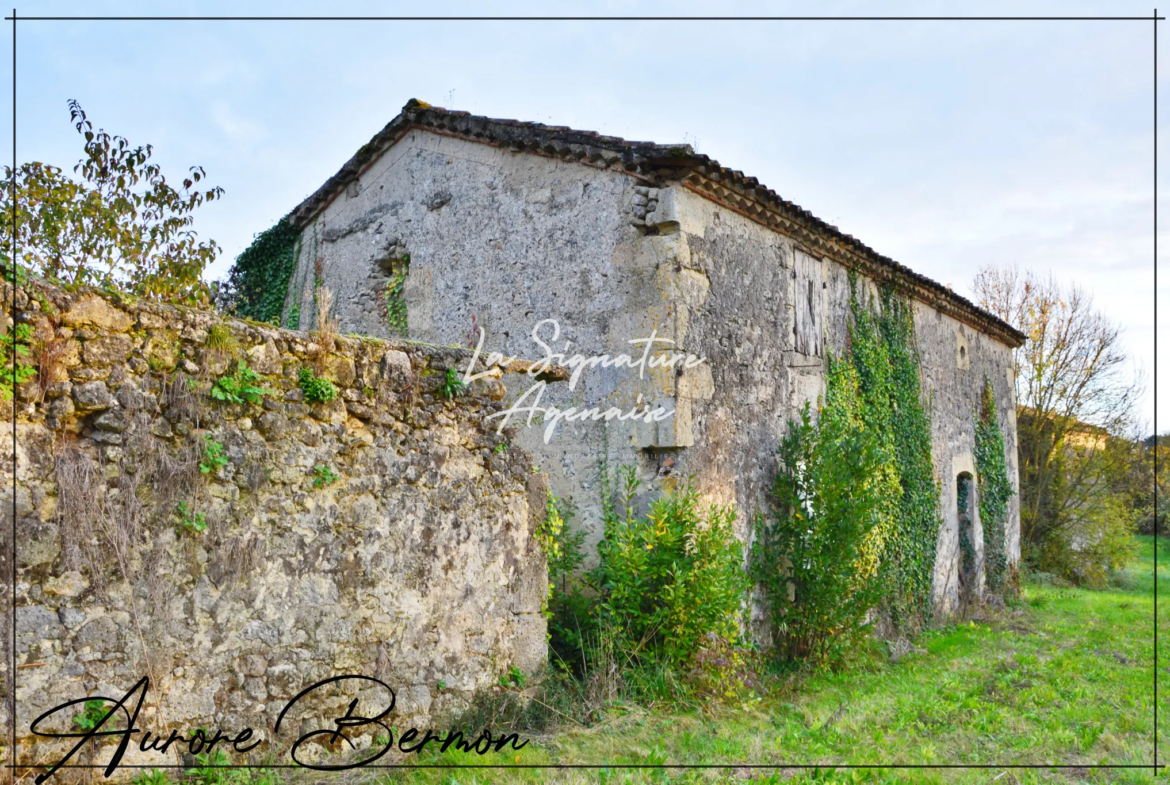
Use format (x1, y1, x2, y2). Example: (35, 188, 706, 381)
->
(957, 473, 977, 603)
(382, 253, 410, 337)
(753, 276, 944, 665)
(225, 214, 301, 325)
(974, 377, 1014, 595)
(846, 275, 943, 630)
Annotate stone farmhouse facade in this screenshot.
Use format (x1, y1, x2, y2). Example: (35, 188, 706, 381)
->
(280, 99, 1025, 614)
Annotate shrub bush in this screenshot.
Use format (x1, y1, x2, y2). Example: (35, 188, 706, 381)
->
(544, 498, 595, 675)
(593, 468, 749, 667)
(544, 468, 750, 699)
(1034, 493, 1137, 588)
(752, 357, 897, 667)
(684, 632, 763, 706)
(2, 101, 223, 306)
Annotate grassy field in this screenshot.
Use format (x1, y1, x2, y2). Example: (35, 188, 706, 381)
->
(134, 538, 1166, 784)
(360, 536, 1168, 784)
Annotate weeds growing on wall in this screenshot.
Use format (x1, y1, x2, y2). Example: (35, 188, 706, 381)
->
(440, 367, 467, 399)
(210, 359, 269, 406)
(753, 277, 943, 668)
(298, 367, 337, 403)
(975, 376, 1015, 595)
(223, 215, 301, 325)
(1, 321, 35, 400)
(312, 463, 340, 488)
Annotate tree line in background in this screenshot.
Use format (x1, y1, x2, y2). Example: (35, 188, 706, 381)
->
(973, 264, 1156, 586)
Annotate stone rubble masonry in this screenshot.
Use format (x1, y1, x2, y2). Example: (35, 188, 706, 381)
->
(0, 278, 551, 778)
(291, 120, 1022, 622)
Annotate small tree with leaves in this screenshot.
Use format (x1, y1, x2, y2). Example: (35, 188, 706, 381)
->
(973, 263, 1142, 582)
(1, 100, 223, 305)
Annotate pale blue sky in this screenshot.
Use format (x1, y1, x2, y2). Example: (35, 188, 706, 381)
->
(5, 0, 1163, 432)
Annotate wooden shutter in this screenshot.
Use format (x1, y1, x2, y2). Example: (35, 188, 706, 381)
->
(794, 249, 823, 357)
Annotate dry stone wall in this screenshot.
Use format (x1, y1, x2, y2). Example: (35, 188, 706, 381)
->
(1, 279, 549, 776)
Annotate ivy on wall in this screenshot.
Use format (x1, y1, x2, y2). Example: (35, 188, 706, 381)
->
(957, 473, 977, 605)
(754, 276, 945, 666)
(846, 276, 944, 630)
(224, 215, 301, 325)
(975, 377, 1015, 595)
(751, 356, 899, 665)
(382, 253, 410, 337)
(288, 221, 319, 330)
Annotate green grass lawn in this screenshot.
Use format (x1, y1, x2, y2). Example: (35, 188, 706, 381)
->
(367, 536, 1168, 784)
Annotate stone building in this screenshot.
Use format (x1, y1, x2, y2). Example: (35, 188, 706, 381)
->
(280, 99, 1026, 614)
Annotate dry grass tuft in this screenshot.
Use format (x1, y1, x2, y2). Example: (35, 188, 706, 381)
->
(314, 286, 341, 372)
(31, 334, 70, 402)
(162, 370, 203, 425)
(216, 533, 266, 586)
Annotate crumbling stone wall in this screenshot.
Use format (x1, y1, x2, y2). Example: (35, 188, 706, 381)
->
(646, 185, 1021, 615)
(914, 300, 1021, 613)
(291, 129, 671, 556)
(289, 121, 1022, 615)
(1, 279, 549, 776)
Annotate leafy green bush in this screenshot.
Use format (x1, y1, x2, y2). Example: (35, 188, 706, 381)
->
(297, 367, 337, 403)
(545, 470, 749, 691)
(594, 468, 749, 666)
(684, 632, 763, 706)
(210, 359, 268, 405)
(545, 498, 593, 674)
(2, 101, 223, 306)
(975, 378, 1015, 594)
(1034, 493, 1137, 588)
(752, 357, 897, 667)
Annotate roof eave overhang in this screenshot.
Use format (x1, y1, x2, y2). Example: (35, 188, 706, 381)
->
(288, 101, 1026, 350)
